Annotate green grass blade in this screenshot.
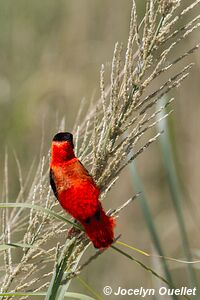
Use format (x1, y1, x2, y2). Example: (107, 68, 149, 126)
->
(0, 202, 81, 229)
(0, 293, 45, 297)
(45, 237, 77, 300)
(117, 240, 200, 265)
(116, 240, 149, 256)
(45, 237, 87, 300)
(129, 162, 176, 298)
(111, 245, 170, 286)
(55, 249, 87, 300)
(157, 97, 198, 292)
(0, 243, 35, 251)
(0, 292, 96, 300)
(65, 293, 97, 300)
(77, 276, 104, 300)
(111, 245, 191, 300)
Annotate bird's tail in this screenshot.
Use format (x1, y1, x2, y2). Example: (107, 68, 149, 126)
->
(82, 207, 115, 249)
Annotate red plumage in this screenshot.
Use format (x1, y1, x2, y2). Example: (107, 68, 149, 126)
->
(50, 132, 115, 249)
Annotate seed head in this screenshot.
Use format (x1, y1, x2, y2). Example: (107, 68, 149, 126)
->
(160, 0, 181, 16)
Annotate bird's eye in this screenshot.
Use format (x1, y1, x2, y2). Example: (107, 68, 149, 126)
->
(84, 217, 91, 224)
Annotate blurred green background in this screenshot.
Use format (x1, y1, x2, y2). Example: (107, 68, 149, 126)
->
(0, 0, 200, 299)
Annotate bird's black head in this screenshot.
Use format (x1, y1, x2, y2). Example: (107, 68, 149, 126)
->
(52, 132, 74, 148)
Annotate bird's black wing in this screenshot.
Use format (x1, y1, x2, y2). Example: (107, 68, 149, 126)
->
(50, 169, 58, 199)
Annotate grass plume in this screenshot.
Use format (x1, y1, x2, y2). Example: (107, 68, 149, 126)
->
(0, 1, 199, 299)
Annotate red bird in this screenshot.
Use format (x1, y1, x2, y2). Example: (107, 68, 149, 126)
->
(50, 132, 115, 249)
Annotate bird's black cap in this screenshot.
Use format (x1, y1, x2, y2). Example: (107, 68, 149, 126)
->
(53, 132, 74, 148)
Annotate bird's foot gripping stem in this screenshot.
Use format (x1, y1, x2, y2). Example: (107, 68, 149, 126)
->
(67, 220, 82, 239)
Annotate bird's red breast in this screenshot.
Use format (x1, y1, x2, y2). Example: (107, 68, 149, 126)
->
(50, 132, 115, 249)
